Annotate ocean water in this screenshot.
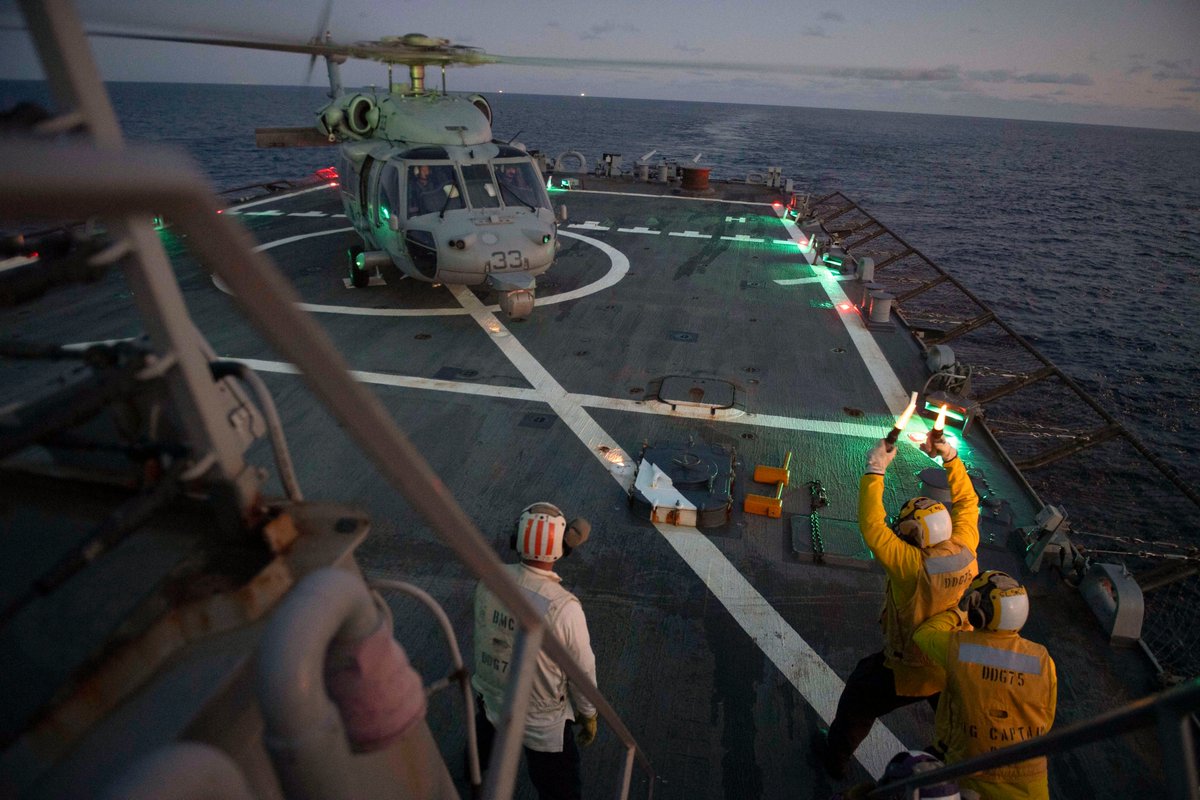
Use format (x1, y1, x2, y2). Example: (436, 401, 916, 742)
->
(3, 80, 1198, 493)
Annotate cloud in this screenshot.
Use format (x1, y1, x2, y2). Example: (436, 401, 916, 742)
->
(579, 22, 637, 41)
(674, 42, 704, 54)
(966, 26, 984, 34)
(966, 69, 1014, 83)
(802, 26, 829, 38)
(546, 21, 561, 30)
(819, 11, 845, 22)
(1014, 72, 1093, 86)
(827, 65, 959, 82)
(966, 70, 1093, 86)
(1152, 59, 1199, 81)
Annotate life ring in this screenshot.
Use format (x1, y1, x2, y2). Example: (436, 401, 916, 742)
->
(746, 172, 767, 185)
(554, 150, 588, 174)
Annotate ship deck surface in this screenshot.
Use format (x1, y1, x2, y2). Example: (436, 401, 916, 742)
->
(0, 176, 1166, 798)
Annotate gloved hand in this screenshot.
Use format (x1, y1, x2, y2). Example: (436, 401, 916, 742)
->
(921, 433, 957, 463)
(958, 587, 981, 627)
(865, 439, 896, 475)
(576, 714, 598, 747)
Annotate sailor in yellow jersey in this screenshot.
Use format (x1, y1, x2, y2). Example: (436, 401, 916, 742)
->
(914, 571, 1057, 800)
(820, 431, 980, 779)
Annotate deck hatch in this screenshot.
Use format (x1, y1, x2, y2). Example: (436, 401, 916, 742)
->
(658, 376, 735, 412)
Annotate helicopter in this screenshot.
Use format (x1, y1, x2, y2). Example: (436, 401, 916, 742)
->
(86, 27, 562, 319)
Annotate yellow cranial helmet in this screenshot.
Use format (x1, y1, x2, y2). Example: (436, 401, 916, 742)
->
(959, 570, 1029, 632)
(896, 496, 952, 548)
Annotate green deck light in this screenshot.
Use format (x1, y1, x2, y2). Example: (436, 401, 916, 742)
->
(380, 205, 390, 221)
(923, 401, 966, 424)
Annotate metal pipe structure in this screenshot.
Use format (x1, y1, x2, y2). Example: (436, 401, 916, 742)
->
(369, 578, 482, 795)
(98, 742, 258, 800)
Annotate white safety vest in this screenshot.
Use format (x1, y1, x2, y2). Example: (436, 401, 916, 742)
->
(471, 563, 598, 752)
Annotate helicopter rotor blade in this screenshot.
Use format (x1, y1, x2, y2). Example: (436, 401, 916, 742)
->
(78, 28, 498, 68)
(306, 0, 333, 83)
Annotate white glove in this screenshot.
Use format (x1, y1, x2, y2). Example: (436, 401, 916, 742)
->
(865, 439, 896, 475)
(921, 433, 957, 463)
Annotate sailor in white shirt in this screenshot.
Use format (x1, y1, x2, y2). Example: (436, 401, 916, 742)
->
(472, 502, 598, 800)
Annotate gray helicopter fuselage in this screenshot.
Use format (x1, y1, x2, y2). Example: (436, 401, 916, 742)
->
(327, 93, 558, 298)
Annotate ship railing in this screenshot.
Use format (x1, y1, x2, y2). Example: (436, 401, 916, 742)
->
(805, 190, 1200, 681)
(864, 677, 1200, 800)
(6, 3, 654, 797)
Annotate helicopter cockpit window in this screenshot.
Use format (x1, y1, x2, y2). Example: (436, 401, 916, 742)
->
(494, 161, 549, 210)
(407, 163, 463, 217)
(460, 163, 502, 210)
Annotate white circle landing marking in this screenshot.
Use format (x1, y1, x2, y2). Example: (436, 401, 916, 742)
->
(210, 228, 627, 317)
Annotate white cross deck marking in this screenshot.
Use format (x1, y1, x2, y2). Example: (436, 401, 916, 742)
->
(725, 216, 747, 223)
(775, 274, 855, 286)
(445, 285, 904, 779)
(719, 234, 764, 243)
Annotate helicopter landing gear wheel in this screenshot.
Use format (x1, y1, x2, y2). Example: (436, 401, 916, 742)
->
(347, 244, 369, 288)
(499, 289, 534, 320)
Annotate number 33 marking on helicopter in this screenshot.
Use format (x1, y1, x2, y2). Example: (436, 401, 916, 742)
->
(488, 251, 528, 270)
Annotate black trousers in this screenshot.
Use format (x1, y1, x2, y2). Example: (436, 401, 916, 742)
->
(826, 651, 939, 772)
(476, 696, 581, 800)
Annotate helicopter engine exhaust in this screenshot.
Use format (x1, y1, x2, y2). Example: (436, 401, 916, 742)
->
(346, 95, 379, 136)
(468, 94, 492, 124)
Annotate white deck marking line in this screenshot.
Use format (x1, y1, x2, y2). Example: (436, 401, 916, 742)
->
(719, 235, 765, 243)
(615, 227, 661, 234)
(777, 215, 910, 415)
(226, 182, 333, 211)
(668, 231, 710, 238)
(568, 222, 610, 230)
(568, 393, 883, 438)
(774, 274, 855, 286)
(288, 211, 328, 218)
(448, 283, 904, 780)
(233, 358, 540, 401)
(216, 229, 627, 317)
(656, 525, 902, 779)
(561, 188, 775, 207)
(241, 210, 285, 217)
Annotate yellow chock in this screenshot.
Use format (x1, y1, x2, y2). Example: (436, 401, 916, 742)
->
(753, 451, 792, 485)
(744, 451, 792, 518)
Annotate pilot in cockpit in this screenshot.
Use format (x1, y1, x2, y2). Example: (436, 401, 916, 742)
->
(409, 165, 447, 216)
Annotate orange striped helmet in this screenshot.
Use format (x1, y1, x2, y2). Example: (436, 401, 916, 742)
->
(516, 502, 568, 562)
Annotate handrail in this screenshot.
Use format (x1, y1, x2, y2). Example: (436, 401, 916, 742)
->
(814, 192, 1200, 510)
(866, 678, 1200, 799)
(0, 138, 655, 799)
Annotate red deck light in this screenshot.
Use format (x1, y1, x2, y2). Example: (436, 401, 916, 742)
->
(316, 166, 339, 181)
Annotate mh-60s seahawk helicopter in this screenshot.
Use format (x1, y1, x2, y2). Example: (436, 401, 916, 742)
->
(92, 25, 560, 319)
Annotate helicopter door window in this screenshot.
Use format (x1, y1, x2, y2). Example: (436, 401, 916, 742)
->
(380, 165, 401, 226)
(407, 163, 462, 217)
(460, 163, 502, 210)
(495, 161, 549, 210)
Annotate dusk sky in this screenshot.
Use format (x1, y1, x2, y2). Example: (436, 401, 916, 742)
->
(2, 0, 1199, 131)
